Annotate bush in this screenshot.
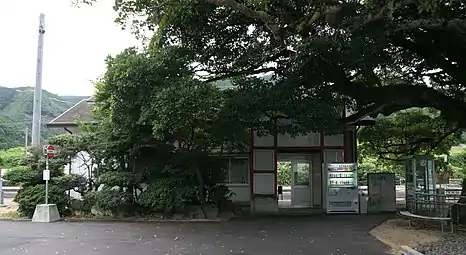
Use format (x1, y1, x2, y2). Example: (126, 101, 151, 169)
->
(53, 174, 88, 195)
(4, 165, 64, 186)
(4, 150, 88, 218)
(138, 179, 196, 217)
(93, 189, 133, 217)
(69, 192, 97, 215)
(14, 184, 71, 218)
(3, 166, 39, 184)
(210, 184, 235, 216)
(99, 172, 137, 187)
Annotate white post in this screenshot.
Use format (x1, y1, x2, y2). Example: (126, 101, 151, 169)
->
(31, 13, 45, 146)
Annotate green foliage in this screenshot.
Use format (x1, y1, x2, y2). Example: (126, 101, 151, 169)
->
(103, 0, 466, 135)
(14, 184, 72, 218)
(3, 165, 39, 185)
(69, 191, 98, 215)
(0, 87, 88, 150)
(93, 189, 134, 217)
(0, 147, 26, 168)
(3, 165, 63, 186)
(277, 162, 291, 186)
(357, 156, 405, 183)
(358, 108, 462, 162)
(449, 149, 466, 178)
(3, 146, 87, 218)
(81, 47, 245, 217)
(53, 174, 88, 194)
(210, 184, 235, 216)
(138, 179, 196, 216)
(99, 172, 137, 188)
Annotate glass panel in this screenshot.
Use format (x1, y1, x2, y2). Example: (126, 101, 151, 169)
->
(221, 157, 230, 183)
(415, 160, 426, 190)
(294, 162, 309, 186)
(427, 160, 434, 191)
(229, 158, 249, 184)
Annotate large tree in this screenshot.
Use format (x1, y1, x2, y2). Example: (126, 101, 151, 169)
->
(84, 0, 466, 131)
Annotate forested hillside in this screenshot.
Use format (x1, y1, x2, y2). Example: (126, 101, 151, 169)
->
(0, 86, 88, 149)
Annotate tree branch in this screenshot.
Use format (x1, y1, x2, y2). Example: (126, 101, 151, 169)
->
(206, 0, 280, 38)
(203, 67, 276, 83)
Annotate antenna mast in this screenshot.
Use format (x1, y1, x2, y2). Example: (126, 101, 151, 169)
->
(31, 13, 45, 146)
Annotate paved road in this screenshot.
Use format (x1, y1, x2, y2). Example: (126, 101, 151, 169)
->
(0, 214, 391, 255)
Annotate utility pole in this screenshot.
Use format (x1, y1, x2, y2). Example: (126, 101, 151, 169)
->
(31, 13, 45, 146)
(25, 127, 28, 147)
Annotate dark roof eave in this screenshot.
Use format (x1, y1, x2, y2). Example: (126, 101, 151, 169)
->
(46, 121, 97, 128)
(46, 122, 79, 128)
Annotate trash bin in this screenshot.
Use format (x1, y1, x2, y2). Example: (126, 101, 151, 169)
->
(359, 192, 368, 214)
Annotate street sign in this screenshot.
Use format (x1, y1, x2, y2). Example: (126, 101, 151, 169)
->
(43, 170, 50, 181)
(43, 145, 56, 159)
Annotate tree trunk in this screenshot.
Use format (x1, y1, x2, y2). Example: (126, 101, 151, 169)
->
(195, 167, 208, 219)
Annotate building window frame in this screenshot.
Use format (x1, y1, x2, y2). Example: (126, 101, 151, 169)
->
(222, 156, 250, 185)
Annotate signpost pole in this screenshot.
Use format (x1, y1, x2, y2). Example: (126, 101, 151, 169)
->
(42, 144, 53, 205)
(45, 156, 49, 205)
(0, 168, 3, 206)
(32, 144, 59, 223)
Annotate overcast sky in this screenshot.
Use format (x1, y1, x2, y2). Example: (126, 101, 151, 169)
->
(0, 0, 141, 96)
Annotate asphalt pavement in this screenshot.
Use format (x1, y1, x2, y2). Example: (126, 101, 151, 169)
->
(0, 214, 392, 255)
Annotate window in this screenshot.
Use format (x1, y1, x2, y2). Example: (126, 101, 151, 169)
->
(294, 162, 310, 186)
(223, 157, 249, 184)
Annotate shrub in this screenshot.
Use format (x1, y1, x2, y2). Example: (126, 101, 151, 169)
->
(93, 189, 133, 217)
(53, 174, 88, 195)
(14, 184, 71, 218)
(69, 192, 97, 215)
(4, 151, 88, 218)
(4, 165, 64, 186)
(138, 179, 196, 217)
(210, 184, 235, 216)
(99, 172, 136, 187)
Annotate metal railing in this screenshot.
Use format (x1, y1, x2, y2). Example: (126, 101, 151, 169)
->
(406, 191, 466, 232)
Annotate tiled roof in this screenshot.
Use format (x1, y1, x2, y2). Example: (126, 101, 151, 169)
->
(47, 96, 95, 127)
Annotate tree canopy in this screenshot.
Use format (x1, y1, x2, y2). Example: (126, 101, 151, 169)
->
(79, 0, 464, 133)
(358, 108, 464, 162)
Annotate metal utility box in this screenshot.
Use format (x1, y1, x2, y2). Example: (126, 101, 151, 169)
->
(367, 173, 397, 212)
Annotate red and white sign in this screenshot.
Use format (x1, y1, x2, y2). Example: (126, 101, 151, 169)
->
(43, 145, 56, 159)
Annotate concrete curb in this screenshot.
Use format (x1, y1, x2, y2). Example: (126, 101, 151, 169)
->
(0, 218, 31, 222)
(0, 217, 231, 223)
(400, 245, 424, 255)
(61, 217, 231, 223)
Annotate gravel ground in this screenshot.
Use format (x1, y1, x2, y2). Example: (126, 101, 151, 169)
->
(417, 233, 466, 255)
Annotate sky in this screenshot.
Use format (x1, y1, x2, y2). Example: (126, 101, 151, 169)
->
(0, 0, 141, 96)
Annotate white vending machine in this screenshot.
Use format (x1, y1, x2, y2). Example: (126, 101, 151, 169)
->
(325, 163, 359, 214)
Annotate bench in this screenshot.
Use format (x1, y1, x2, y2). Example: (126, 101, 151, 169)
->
(398, 211, 453, 233)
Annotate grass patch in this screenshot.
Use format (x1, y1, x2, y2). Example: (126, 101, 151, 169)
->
(0, 210, 21, 219)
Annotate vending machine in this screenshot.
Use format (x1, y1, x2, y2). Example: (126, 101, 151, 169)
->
(325, 163, 359, 214)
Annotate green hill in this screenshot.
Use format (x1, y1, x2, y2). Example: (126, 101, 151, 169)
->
(0, 86, 89, 149)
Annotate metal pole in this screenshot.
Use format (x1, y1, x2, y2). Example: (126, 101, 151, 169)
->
(31, 13, 45, 146)
(25, 127, 28, 147)
(0, 169, 3, 206)
(45, 156, 49, 205)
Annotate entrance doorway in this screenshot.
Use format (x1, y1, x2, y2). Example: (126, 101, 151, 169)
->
(277, 155, 312, 208)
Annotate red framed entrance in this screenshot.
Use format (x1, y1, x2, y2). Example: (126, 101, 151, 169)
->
(249, 130, 353, 207)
